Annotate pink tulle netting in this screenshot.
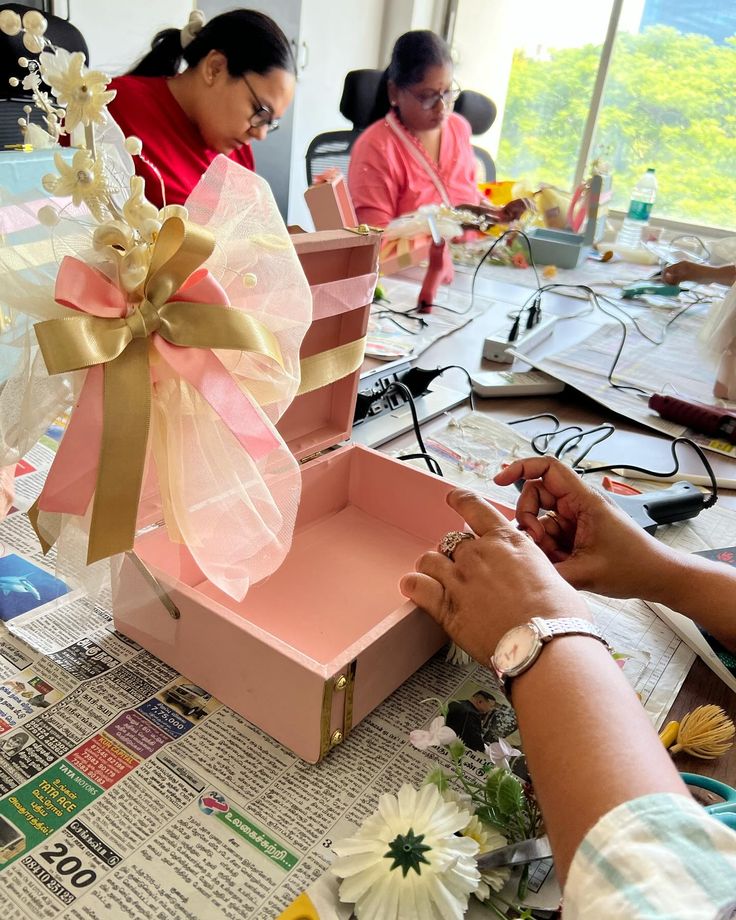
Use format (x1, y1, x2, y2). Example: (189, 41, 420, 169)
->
(0, 151, 313, 601)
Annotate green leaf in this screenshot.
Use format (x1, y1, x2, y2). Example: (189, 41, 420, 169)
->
(447, 739, 466, 762)
(497, 774, 523, 816)
(484, 767, 506, 804)
(422, 767, 451, 792)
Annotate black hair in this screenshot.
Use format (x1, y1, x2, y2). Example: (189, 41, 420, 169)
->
(369, 30, 452, 123)
(472, 690, 494, 701)
(128, 9, 295, 79)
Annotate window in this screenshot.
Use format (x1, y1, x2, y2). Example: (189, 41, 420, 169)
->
(448, 0, 736, 231)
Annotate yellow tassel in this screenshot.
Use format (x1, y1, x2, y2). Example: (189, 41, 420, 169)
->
(659, 720, 680, 749)
(669, 705, 736, 760)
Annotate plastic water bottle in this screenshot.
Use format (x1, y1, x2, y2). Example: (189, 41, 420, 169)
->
(616, 168, 657, 248)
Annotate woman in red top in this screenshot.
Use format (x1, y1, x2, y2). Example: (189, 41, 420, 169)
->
(107, 10, 295, 207)
(349, 31, 524, 228)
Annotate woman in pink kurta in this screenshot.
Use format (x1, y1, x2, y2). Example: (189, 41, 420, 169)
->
(349, 31, 523, 229)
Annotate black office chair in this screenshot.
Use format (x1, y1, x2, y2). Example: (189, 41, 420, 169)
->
(305, 68, 382, 186)
(454, 90, 497, 183)
(0, 3, 88, 148)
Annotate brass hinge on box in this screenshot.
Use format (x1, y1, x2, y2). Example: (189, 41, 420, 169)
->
(319, 659, 357, 759)
(346, 224, 384, 236)
(299, 444, 343, 465)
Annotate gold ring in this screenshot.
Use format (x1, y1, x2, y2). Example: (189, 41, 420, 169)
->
(438, 530, 475, 560)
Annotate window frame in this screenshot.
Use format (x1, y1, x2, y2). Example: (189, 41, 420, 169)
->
(443, 0, 734, 238)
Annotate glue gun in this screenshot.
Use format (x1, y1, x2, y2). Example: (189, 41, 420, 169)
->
(513, 478, 706, 534)
(417, 213, 446, 314)
(604, 481, 706, 533)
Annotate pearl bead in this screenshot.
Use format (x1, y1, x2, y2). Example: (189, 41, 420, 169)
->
(17, 57, 28, 68)
(124, 136, 143, 156)
(242, 273, 258, 288)
(8, 77, 19, 88)
(38, 206, 59, 227)
(22, 10, 47, 35)
(22, 32, 44, 54)
(0, 10, 21, 36)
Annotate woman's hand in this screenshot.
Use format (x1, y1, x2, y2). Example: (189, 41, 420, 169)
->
(399, 489, 589, 664)
(494, 457, 669, 599)
(457, 198, 530, 228)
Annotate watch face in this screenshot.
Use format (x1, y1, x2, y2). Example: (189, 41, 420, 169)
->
(494, 624, 540, 675)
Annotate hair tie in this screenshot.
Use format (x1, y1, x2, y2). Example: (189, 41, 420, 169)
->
(180, 9, 205, 49)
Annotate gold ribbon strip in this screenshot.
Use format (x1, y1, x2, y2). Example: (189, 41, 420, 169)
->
(32, 217, 284, 564)
(297, 335, 367, 396)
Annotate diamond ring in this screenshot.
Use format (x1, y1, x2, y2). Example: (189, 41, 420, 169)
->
(438, 530, 476, 560)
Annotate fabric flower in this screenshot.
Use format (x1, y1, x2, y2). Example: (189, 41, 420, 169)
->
(511, 251, 529, 269)
(484, 737, 522, 770)
(332, 783, 480, 920)
(123, 176, 161, 241)
(39, 47, 115, 131)
(460, 815, 510, 898)
(43, 149, 109, 221)
(409, 716, 457, 751)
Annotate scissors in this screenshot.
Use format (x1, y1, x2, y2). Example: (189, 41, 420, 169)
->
(681, 772, 736, 831)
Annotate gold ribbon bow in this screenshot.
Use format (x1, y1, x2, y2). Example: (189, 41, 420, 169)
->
(32, 217, 284, 564)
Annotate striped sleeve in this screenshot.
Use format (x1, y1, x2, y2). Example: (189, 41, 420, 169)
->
(564, 793, 736, 919)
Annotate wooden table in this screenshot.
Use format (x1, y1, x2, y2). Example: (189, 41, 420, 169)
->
(374, 266, 736, 786)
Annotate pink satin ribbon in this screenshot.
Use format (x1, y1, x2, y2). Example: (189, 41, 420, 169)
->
(38, 257, 280, 518)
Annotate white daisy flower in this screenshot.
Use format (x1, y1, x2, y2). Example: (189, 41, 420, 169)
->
(38, 47, 115, 131)
(461, 815, 511, 899)
(332, 783, 480, 920)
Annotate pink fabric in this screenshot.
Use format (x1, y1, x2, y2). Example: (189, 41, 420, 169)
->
(38, 257, 280, 518)
(348, 111, 481, 227)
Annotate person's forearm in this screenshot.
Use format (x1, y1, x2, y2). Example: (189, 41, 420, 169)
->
(646, 553, 736, 651)
(512, 636, 688, 883)
(706, 265, 736, 286)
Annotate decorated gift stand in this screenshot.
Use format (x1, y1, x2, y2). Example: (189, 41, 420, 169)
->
(0, 11, 471, 765)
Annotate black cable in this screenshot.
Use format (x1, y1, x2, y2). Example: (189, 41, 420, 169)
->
(383, 381, 439, 474)
(579, 437, 718, 509)
(397, 452, 444, 477)
(437, 364, 475, 412)
(559, 424, 616, 466)
(372, 307, 428, 335)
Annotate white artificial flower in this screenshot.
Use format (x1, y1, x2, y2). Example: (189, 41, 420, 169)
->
(93, 220, 135, 260)
(39, 47, 115, 131)
(123, 176, 160, 240)
(446, 641, 473, 666)
(484, 738, 522, 771)
(441, 787, 474, 813)
(332, 784, 480, 920)
(409, 716, 457, 751)
(461, 815, 511, 900)
(21, 71, 41, 92)
(43, 149, 109, 221)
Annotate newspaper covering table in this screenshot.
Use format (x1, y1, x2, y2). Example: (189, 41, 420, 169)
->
(0, 414, 714, 918)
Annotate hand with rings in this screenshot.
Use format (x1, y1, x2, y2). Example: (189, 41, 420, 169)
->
(400, 488, 590, 665)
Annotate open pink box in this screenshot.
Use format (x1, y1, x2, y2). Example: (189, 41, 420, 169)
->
(113, 230, 472, 762)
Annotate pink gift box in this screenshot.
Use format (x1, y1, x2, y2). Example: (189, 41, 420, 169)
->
(113, 229, 496, 762)
(379, 235, 433, 277)
(304, 172, 358, 231)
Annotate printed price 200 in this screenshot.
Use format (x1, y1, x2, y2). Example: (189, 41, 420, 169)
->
(38, 842, 96, 888)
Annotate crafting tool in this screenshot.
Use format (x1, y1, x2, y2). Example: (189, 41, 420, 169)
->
(681, 773, 736, 831)
(620, 281, 682, 298)
(649, 394, 736, 446)
(417, 212, 446, 314)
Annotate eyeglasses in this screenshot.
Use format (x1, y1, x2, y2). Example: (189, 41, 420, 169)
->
(241, 74, 280, 133)
(406, 83, 461, 111)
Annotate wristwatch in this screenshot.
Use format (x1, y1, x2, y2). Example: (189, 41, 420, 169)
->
(491, 616, 611, 697)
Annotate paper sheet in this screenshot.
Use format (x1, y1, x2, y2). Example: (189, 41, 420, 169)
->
(514, 309, 736, 458)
